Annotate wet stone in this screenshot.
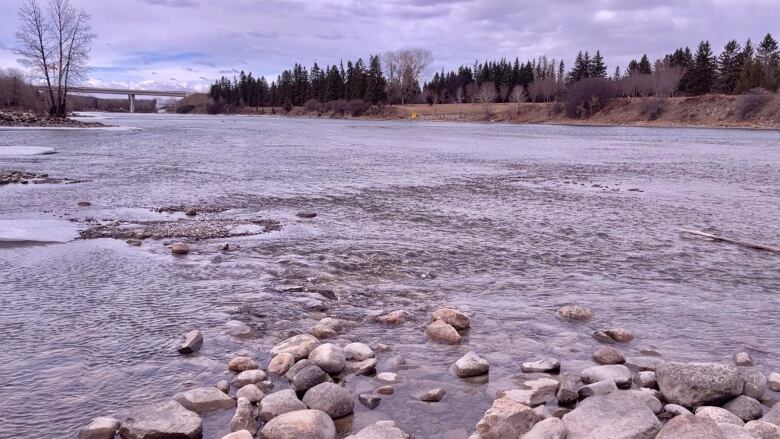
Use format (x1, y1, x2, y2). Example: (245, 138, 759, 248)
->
(258, 389, 307, 422)
(308, 343, 346, 374)
(740, 368, 767, 400)
(376, 385, 394, 395)
(119, 400, 202, 439)
(291, 364, 330, 393)
(521, 358, 561, 374)
(236, 384, 265, 403)
(78, 417, 120, 439)
(592, 347, 625, 365)
(216, 380, 230, 394)
(556, 373, 579, 405)
(580, 365, 632, 388)
(229, 397, 258, 434)
(268, 353, 295, 375)
(358, 393, 381, 409)
(557, 305, 593, 321)
(420, 388, 446, 402)
(342, 358, 378, 376)
(344, 342, 374, 361)
(624, 356, 665, 372)
(578, 379, 617, 399)
(302, 382, 354, 419)
(471, 396, 541, 439)
(562, 391, 661, 439)
(656, 362, 743, 407)
(633, 371, 657, 389)
(260, 409, 336, 439)
(170, 242, 189, 255)
(431, 307, 471, 330)
(425, 320, 461, 344)
(232, 369, 267, 388)
(271, 334, 321, 361)
(453, 351, 489, 378)
(501, 378, 558, 407)
(768, 372, 780, 391)
(345, 420, 410, 439)
(735, 352, 753, 366)
(177, 330, 203, 354)
(521, 417, 566, 439)
(174, 387, 236, 414)
(228, 356, 259, 372)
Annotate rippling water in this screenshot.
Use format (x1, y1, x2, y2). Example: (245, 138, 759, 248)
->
(1, 113, 779, 438)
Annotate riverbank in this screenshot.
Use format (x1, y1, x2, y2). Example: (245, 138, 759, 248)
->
(0, 110, 107, 128)
(195, 93, 780, 130)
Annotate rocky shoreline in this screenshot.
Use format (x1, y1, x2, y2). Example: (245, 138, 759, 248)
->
(0, 110, 107, 128)
(77, 304, 780, 439)
(0, 169, 86, 186)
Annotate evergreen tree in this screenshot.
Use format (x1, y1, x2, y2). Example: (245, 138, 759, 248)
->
(687, 41, 716, 95)
(716, 40, 742, 93)
(757, 33, 779, 91)
(590, 50, 607, 78)
(638, 54, 652, 74)
(364, 55, 386, 104)
(735, 39, 763, 93)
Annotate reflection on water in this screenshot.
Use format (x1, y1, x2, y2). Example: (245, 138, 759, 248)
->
(1, 113, 779, 438)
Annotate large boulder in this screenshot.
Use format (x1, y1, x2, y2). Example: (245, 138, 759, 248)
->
(562, 391, 661, 439)
(556, 373, 579, 405)
(302, 382, 354, 419)
(580, 365, 632, 388)
(746, 420, 780, 439)
(345, 420, 410, 439)
(268, 353, 296, 375)
(655, 414, 724, 439)
(521, 417, 566, 439)
(78, 417, 120, 439)
(119, 400, 202, 439)
(761, 402, 780, 425)
(578, 379, 617, 399)
(229, 397, 258, 434)
(174, 387, 236, 414)
(739, 368, 767, 399)
(258, 389, 307, 421)
(291, 364, 330, 393)
(723, 395, 763, 422)
(469, 396, 542, 439)
(431, 307, 471, 329)
(500, 378, 559, 407)
(260, 409, 336, 439)
(656, 362, 743, 407)
(228, 356, 259, 372)
(308, 343, 346, 374)
(694, 406, 744, 426)
(271, 334, 321, 360)
(453, 351, 489, 378)
(425, 320, 462, 344)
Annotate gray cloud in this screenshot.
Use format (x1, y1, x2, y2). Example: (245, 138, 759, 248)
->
(138, 0, 199, 7)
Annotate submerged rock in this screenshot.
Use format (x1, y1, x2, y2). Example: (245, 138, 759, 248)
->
(225, 320, 252, 337)
(557, 305, 593, 321)
(656, 362, 743, 407)
(735, 352, 753, 366)
(592, 347, 625, 365)
(258, 389, 307, 421)
(768, 372, 780, 391)
(302, 382, 354, 419)
(119, 400, 202, 439)
(376, 385, 395, 395)
(358, 393, 381, 409)
(453, 351, 490, 378)
(431, 307, 471, 330)
(260, 409, 336, 439)
(624, 356, 665, 372)
(174, 387, 236, 414)
(78, 417, 120, 439)
(603, 328, 634, 342)
(425, 320, 461, 344)
(271, 334, 321, 360)
(633, 371, 657, 389)
(521, 358, 561, 374)
(501, 378, 559, 407)
(177, 330, 203, 354)
(345, 420, 410, 439)
(470, 396, 541, 439)
(344, 342, 374, 361)
(562, 391, 661, 439)
(419, 388, 446, 402)
(376, 310, 410, 324)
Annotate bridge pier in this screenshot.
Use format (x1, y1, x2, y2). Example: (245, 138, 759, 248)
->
(129, 94, 136, 113)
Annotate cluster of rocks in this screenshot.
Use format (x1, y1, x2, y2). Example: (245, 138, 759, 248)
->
(0, 169, 80, 186)
(78, 218, 282, 242)
(0, 110, 105, 127)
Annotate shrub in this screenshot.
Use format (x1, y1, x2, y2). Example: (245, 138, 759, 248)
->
(176, 105, 194, 114)
(283, 100, 293, 113)
(304, 99, 321, 112)
(348, 99, 370, 117)
(735, 88, 771, 120)
(640, 98, 665, 121)
(563, 78, 617, 118)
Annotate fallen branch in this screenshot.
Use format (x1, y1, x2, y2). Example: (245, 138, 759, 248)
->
(680, 228, 780, 253)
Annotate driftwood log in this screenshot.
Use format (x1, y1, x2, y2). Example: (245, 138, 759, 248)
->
(680, 228, 780, 253)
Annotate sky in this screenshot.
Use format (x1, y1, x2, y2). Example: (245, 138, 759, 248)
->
(1, 0, 778, 93)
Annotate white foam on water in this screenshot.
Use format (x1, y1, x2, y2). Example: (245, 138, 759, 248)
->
(0, 219, 79, 243)
(0, 146, 56, 156)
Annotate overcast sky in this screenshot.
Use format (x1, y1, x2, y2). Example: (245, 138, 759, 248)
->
(1, 0, 778, 93)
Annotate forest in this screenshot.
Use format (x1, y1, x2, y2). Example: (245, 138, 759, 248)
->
(206, 34, 779, 116)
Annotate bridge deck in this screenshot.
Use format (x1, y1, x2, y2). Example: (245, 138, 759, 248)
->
(38, 86, 188, 97)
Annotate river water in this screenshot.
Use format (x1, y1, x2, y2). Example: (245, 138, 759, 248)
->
(1, 113, 778, 438)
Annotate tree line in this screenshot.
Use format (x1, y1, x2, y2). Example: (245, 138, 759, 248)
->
(207, 33, 778, 112)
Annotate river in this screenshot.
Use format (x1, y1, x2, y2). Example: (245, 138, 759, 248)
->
(1, 113, 778, 438)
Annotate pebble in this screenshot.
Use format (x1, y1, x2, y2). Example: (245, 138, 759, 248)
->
(420, 388, 446, 402)
(592, 347, 625, 365)
(521, 358, 561, 374)
(453, 351, 490, 378)
(358, 393, 381, 409)
(170, 242, 190, 255)
(557, 304, 593, 321)
(425, 320, 462, 344)
(377, 372, 399, 383)
(228, 356, 259, 372)
(185, 208, 197, 216)
(78, 201, 92, 207)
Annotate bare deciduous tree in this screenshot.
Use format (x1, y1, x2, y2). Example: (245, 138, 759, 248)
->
(16, 0, 95, 116)
(0, 68, 44, 111)
(498, 83, 510, 103)
(509, 84, 526, 114)
(455, 86, 464, 104)
(383, 48, 432, 105)
(477, 81, 496, 116)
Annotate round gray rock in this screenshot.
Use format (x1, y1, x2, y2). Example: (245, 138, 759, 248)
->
(562, 391, 661, 439)
(308, 343, 346, 374)
(655, 414, 722, 439)
(453, 351, 489, 378)
(656, 362, 743, 407)
(119, 400, 202, 439)
(593, 347, 625, 365)
(174, 387, 236, 414)
(723, 395, 763, 422)
(580, 365, 632, 388)
(258, 389, 307, 421)
(302, 382, 354, 418)
(260, 409, 336, 439)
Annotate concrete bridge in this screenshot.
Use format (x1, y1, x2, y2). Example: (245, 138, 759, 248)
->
(39, 86, 189, 112)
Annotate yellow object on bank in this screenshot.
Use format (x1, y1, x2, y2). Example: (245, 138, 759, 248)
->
(410, 112, 417, 120)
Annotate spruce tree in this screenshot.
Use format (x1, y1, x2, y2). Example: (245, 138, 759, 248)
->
(638, 54, 652, 74)
(757, 33, 779, 91)
(716, 40, 742, 93)
(735, 39, 763, 93)
(688, 41, 716, 95)
(590, 50, 607, 78)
